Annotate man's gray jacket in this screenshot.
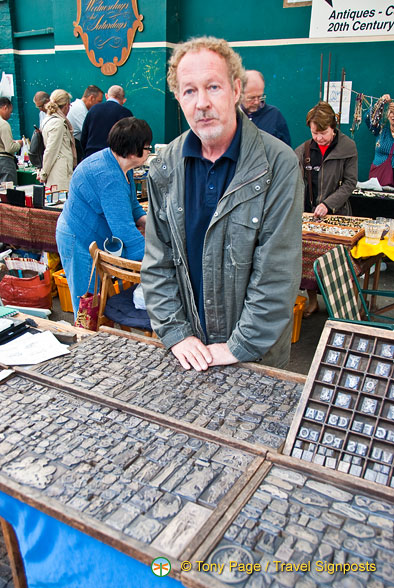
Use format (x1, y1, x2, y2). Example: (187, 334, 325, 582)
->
(141, 114, 303, 369)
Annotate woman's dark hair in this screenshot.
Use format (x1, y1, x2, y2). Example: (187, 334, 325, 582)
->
(108, 117, 152, 158)
(306, 101, 337, 131)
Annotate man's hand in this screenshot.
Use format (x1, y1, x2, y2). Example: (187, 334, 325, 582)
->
(136, 215, 146, 237)
(207, 343, 238, 366)
(171, 336, 213, 371)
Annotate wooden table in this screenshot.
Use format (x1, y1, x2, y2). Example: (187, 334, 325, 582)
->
(0, 203, 60, 252)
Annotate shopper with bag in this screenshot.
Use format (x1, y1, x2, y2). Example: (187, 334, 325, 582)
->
(56, 116, 152, 317)
(365, 94, 394, 187)
(37, 89, 76, 191)
(0, 97, 23, 185)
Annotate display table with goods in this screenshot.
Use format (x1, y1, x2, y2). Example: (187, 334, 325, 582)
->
(301, 213, 382, 294)
(350, 188, 394, 219)
(0, 324, 392, 587)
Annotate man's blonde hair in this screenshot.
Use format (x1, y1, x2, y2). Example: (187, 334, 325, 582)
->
(167, 36, 245, 103)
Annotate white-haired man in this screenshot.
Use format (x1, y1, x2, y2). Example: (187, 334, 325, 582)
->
(142, 37, 302, 371)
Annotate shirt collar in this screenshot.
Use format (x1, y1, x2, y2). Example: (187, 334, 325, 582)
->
(183, 114, 242, 162)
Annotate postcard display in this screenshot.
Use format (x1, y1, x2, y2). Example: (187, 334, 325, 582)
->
(284, 321, 394, 488)
(0, 327, 393, 588)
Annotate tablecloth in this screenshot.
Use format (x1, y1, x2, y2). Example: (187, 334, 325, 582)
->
(351, 236, 394, 261)
(0, 203, 60, 252)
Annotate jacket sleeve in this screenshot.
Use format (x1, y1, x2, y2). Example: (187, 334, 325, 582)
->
(80, 113, 89, 151)
(226, 151, 304, 363)
(322, 147, 358, 213)
(42, 119, 64, 177)
(0, 122, 20, 154)
(141, 174, 194, 348)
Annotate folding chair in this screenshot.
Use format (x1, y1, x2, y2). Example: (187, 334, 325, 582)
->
(313, 244, 394, 330)
(89, 241, 152, 335)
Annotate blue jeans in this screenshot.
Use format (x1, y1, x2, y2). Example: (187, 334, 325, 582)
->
(56, 215, 96, 320)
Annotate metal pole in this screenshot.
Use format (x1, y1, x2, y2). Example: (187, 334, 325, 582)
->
(338, 68, 345, 129)
(326, 52, 332, 101)
(319, 53, 323, 101)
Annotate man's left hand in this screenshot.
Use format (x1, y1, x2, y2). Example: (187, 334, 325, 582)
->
(206, 343, 238, 366)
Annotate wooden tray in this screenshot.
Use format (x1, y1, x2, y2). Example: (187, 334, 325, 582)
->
(283, 320, 394, 488)
(302, 213, 369, 246)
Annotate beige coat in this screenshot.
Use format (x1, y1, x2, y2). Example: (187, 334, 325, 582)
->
(41, 113, 74, 191)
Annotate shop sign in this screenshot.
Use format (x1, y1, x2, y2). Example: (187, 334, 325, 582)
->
(310, 0, 394, 38)
(74, 0, 144, 75)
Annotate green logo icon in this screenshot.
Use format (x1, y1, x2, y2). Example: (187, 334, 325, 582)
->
(151, 557, 171, 577)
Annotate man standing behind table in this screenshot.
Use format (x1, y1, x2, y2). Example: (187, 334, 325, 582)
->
(141, 37, 302, 372)
(240, 70, 291, 146)
(68, 85, 104, 163)
(0, 97, 23, 185)
(81, 85, 133, 157)
(33, 91, 50, 127)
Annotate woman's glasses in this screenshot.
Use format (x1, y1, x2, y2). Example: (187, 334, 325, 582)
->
(143, 145, 153, 152)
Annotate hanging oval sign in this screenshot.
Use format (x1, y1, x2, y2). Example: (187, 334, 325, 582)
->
(73, 0, 144, 76)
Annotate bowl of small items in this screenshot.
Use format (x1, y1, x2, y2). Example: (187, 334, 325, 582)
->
(362, 220, 386, 245)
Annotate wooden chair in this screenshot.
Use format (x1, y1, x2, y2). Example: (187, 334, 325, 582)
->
(313, 244, 394, 330)
(89, 241, 152, 335)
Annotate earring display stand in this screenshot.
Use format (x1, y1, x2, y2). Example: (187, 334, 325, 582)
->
(284, 320, 394, 487)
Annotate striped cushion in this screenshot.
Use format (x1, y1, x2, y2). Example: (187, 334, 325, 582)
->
(315, 245, 361, 321)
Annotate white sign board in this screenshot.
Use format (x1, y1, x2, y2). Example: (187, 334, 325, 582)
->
(310, 0, 394, 38)
(324, 81, 352, 124)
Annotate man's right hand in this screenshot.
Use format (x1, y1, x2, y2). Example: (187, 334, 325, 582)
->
(171, 336, 213, 371)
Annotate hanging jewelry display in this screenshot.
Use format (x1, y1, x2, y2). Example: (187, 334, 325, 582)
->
(371, 96, 386, 127)
(350, 93, 364, 136)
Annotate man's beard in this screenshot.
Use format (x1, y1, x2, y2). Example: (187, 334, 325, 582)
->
(193, 110, 223, 142)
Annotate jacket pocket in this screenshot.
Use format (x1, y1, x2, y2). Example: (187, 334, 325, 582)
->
(228, 214, 260, 268)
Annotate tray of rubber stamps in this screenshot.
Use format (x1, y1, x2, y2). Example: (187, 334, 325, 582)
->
(284, 320, 394, 488)
(302, 213, 369, 246)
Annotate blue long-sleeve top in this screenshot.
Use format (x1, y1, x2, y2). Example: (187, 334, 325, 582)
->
(365, 112, 394, 167)
(59, 148, 146, 259)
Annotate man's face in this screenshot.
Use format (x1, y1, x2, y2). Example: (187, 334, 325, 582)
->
(0, 105, 12, 121)
(87, 92, 103, 110)
(175, 49, 241, 147)
(242, 77, 265, 114)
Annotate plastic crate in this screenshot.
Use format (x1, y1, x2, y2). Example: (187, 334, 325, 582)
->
(292, 295, 307, 344)
(53, 269, 73, 313)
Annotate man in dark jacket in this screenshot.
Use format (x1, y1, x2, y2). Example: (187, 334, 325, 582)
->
(81, 85, 133, 157)
(141, 37, 302, 372)
(240, 70, 291, 146)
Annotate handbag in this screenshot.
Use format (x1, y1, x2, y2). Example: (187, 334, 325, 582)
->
(368, 142, 394, 187)
(74, 250, 100, 331)
(0, 257, 52, 309)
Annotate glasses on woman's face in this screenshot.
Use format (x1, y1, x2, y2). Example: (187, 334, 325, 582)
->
(143, 145, 153, 152)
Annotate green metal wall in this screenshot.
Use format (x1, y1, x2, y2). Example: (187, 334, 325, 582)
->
(1, 0, 393, 179)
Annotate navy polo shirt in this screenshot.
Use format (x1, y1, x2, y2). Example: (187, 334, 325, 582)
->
(183, 117, 242, 336)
